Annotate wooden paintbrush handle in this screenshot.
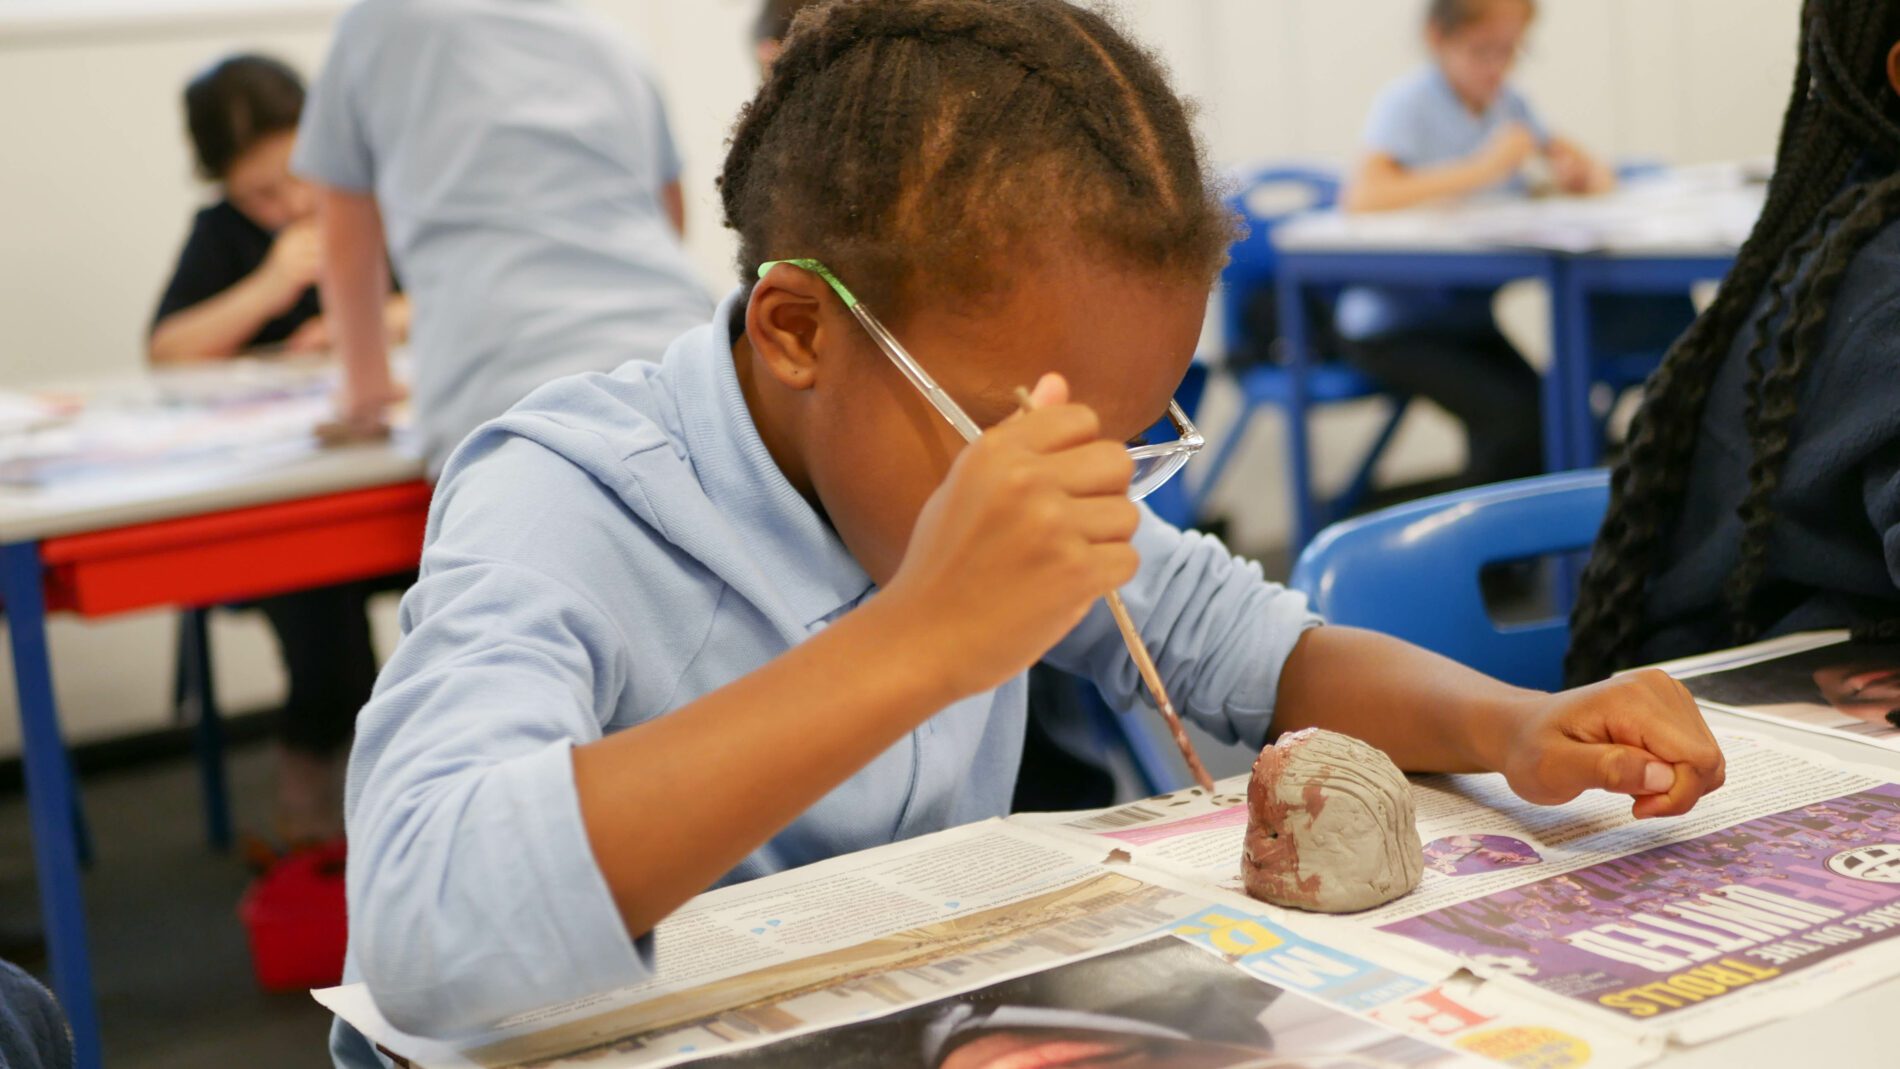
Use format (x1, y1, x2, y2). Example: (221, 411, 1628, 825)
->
(1104, 590, 1217, 793)
(1010, 384, 1216, 793)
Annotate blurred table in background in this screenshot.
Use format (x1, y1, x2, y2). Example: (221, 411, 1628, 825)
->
(0, 356, 428, 1069)
(1272, 164, 1762, 511)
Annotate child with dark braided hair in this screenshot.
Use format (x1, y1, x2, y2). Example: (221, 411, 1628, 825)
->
(1568, 0, 1900, 685)
(327, 2, 1720, 1060)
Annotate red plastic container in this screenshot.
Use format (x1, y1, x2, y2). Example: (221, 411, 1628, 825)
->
(239, 841, 350, 991)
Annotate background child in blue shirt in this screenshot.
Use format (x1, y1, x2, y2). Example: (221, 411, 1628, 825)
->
(1338, 0, 1687, 490)
(331, 1, 1722, 1060)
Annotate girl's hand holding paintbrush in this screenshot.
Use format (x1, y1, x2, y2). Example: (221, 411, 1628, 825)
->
(881, 373, 1141, 698)
(1010, 379, 1216, 792)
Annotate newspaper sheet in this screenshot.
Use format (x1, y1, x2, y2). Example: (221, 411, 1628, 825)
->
(1652, 630, 1900, 752)
(320, 823, 1218, 1069)
(0, 353, 413, 487)
(1021, 729, 1900, 1046)
(323, 811, 1656, 1067)
(315, 712, 1897, 1067)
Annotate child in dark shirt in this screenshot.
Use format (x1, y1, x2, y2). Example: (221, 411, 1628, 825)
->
(151, 54, 408, 843)
(149, 53, 405, 363)
(1569, 0, 1900, 681)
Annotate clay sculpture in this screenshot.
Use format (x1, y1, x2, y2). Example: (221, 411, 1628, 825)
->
(1241, 728, 1423, 912)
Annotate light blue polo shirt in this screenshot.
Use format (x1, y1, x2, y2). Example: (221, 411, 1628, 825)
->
(293, 0, 713, 470)
(329, 288, 1322, 1065)
(1336, 65, 1548, 341)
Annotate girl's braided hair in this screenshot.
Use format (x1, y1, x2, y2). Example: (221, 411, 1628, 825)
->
(719, 0, 1236, 322)
(1567, 0, 1900, 685)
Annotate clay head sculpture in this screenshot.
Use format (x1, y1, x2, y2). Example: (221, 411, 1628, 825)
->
(1242, 728, 1423, 912)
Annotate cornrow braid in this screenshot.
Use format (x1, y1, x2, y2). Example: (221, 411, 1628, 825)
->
(717, 0, 1234, 322)
(1740, 182, 1869, 408)
(1566, 0, 1900, 685)
(1731, 180, 1873, 478)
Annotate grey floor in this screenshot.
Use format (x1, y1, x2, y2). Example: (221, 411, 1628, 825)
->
(0, 740, 337, 1069)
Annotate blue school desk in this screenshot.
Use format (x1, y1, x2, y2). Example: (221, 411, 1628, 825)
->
(1265, 246, 1561, 549)
(1551, 251, 1738, 466)
(1269, 242, 1733, 533)
(0, 443, 429, 1069)
(1269, 187, 1749, 543)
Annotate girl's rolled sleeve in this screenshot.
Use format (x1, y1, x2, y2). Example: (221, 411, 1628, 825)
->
(1047, 509, 1323, 752)
(346, 553, 648, 1035)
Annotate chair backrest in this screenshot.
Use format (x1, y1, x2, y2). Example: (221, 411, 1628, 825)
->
(1288, 470, 1611, 692)
(1220, 164, 1341, 357)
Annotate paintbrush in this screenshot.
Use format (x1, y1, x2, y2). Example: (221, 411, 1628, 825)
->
(1014, 387, 1217, 793)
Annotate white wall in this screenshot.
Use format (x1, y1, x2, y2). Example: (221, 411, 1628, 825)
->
(0, 0, 1803, 756)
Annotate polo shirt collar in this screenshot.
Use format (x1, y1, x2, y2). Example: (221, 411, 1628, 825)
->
(668, 288, 875, 627)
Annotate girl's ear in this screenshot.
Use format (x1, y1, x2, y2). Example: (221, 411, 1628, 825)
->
(745, 264, 832, 392)
(1887, 40, 1900, 98)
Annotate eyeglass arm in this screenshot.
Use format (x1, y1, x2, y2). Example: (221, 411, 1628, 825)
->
(849, 305, 983, 444)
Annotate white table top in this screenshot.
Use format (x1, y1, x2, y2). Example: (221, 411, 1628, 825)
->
(1272, 167, 1763, 260)
(0, 437, 426, 544)
(0, 359, 427, 544)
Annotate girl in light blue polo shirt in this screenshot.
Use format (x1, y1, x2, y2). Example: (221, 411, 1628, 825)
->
(328, 2, 1723, 1062)
(1339, 0, 1689, 489)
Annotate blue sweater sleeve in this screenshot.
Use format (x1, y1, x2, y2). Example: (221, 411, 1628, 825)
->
(1803, 233, 1900, 598)
(1868, 453, 1900, 590)
(1044, 508, 1323, 750)
(1846, 327, 1900, 592)
(345, 441, 655, 1035)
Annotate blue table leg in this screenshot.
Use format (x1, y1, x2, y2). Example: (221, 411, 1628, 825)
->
(178, 608, 232, 851)
(0, 542, 102, 1069)
(1545, 259, 1601, 611)
(1275, 268, 1322, 552)
(1542, 258, 1585, 473)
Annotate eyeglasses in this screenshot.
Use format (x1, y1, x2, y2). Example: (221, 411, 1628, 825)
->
(755, 258, 1203, 503)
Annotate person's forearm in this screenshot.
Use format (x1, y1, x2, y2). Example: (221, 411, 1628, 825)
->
(573, 594, 963, 939)
(382, 293, 412, 344)
(148, 273, 293, 363)
(1549, 139, 1617, 196)
(1342, 159, 1502, 213)
(661, 181, 685, 237)
(314, 186, 395, 416)
(1270, 626, 1537, 774)
(1582, 156, 1616, 195)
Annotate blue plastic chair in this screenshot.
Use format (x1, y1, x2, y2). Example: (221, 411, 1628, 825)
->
(1289, 470, 1610, 692)
(1193, 164, 1410, 550)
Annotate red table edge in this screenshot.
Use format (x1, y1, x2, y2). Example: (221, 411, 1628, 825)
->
(33, 481, 433, 617)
